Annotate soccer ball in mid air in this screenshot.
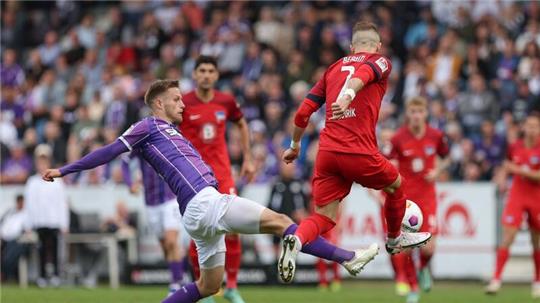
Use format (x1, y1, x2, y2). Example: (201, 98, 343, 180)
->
(401, 200, 423, 232)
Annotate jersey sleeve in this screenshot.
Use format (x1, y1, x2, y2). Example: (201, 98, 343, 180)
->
(359, 55, 392, 83)
(225, 95, 244, 122)
(119, 120, 150, 151)
(436, 132, 450, 157)
(506, 143, 515, 160)
(305, 71, 326, 109)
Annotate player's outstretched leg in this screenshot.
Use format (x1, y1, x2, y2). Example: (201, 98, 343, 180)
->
(383, 177, 431, 254)
(279, 223, 378, 283)
(221, 195, 379, 283)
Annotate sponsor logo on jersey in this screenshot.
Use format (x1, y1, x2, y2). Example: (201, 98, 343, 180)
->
(425, 146, 435, 156)
(375, 57, 388, 72)
(403, 150, 414, 156)
(338, 108, 357, 119)
(189, 114, 201, 120)
(215, 111, 226, 122)
(531, 156, 539, 165)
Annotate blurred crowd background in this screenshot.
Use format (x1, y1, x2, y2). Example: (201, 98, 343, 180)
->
(1, 0, 540, 189)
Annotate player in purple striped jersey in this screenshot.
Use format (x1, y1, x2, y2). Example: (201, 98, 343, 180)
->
(122, 153, 187, 294)
(42, 80, 379, 303)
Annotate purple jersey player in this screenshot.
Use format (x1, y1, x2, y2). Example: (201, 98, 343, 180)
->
(122, 152, 186, 294)
(42, 80, 379, 303)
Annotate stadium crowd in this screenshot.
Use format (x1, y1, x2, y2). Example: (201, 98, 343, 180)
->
(1, 0, 540, 189)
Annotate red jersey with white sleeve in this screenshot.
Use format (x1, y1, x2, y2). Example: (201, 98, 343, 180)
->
(299, 52, 392, 155)
(507, 139, 540, 198)
(388, 125, 449, 200)
(180, 90, 243, 194)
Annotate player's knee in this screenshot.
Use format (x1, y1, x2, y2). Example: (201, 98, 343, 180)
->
(383, 175, 402, 194)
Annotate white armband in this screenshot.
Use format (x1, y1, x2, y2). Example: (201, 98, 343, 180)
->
(344, 88, 356, 100)
(290, 140, 301, 150)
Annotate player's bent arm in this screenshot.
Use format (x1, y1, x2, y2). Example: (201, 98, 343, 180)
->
(59, 140, 129, 177)
(518, 168, 540, 182)
(234, 117, 253, 161)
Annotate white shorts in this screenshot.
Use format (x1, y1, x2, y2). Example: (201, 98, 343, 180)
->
(146, 199, 182, 239)
(182, 187, 265, 269)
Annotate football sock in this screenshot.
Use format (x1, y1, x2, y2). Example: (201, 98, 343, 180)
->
(534, 250, 540, 282)
(162, 282, 201, 303)
(331, 261, 340, 281)
(420, 250, 433, 269)
(385, 186, 406, 239)
(225, 234, 242, 289)
(188, 240, 200, 280)
(168, 261, 184, 284)
(285, 224, 354, 264)
(391, 252, 407, 283)
(494, 247, 509, 280)
(404, 254, 418, 291)
(316, 259, 328, 286)
(295, 213, 336, 244)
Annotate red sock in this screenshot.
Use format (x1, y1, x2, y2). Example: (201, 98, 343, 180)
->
(384, 186, 406, 239)
(295, 213, 336, 244)
(225, 234, 242, 289)
(404, 254, 418, 291)
(331, 261, 340, 282)
(316, 259, 328, 286)
(420, 250, 433, 269)
(189, 240, 200, 280)
(534, 250, 540, 282)
(493, 248, 509, 280)
(391, 253, 407, 283)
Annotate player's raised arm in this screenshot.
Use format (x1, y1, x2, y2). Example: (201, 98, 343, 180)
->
(42, 139, 130, 182)
(283, 73, 326, 164)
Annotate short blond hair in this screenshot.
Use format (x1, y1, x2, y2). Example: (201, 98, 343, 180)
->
(406, 96, 428, 109)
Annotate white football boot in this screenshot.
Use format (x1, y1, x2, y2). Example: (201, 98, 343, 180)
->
(485, 279, 501, 295)
(385, 232, 432, 254)
(342, 243, 379, 276)
(532, 281, 540, 298)
(278, 234, 301, 283)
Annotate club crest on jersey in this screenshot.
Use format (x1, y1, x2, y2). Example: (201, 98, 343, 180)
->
(531, 156, 539, 165)
(215, 111, 226, 122)
(375, 57, 388, 72)
(425, 146, 435, 156)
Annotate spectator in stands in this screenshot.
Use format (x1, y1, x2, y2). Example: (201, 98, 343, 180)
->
(24, 144, 69, 288)
(0, 194, 31, 281)
(101, 200, 137, 236)
(458, 73, 499, 137)
(0, 49, 25, 88)
(473, 120, 506, 179)
(0, 142, 32, 185)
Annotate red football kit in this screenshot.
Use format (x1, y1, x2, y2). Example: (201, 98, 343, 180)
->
(180, 90, 243, 194)
(388, 125, 449, 234)
(502, 139, 540, 230)
(296, 52, 396, 206)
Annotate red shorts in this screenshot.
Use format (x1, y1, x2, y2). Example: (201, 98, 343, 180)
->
(502, 189, 540, 230)
(217, 178, 236, 195)
(407, 190, 437, 235)
(312, 150, 399, 207)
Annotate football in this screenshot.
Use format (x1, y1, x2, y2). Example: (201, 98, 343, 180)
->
(401, 200, 423, 232)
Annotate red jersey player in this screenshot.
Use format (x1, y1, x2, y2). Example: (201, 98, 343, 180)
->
(279, 21, 431, 283)
(486, 113, 540, 298)
(180, 56, 255, 303)
(387, 97, 450, 302)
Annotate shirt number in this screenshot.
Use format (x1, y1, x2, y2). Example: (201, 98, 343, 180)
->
(165, 128, 181, 137)
(202, 123, 216, 141)
(337, 66, 355, 100)
(412, 158, 424, 173)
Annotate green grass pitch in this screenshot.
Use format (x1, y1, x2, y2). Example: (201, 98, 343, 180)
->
(1, 281, 535, 303)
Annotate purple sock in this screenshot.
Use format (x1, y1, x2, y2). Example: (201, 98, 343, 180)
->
(162, 282, 201, 303)
(284, 224, 354, 264)
(169, 261, 184, 284)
